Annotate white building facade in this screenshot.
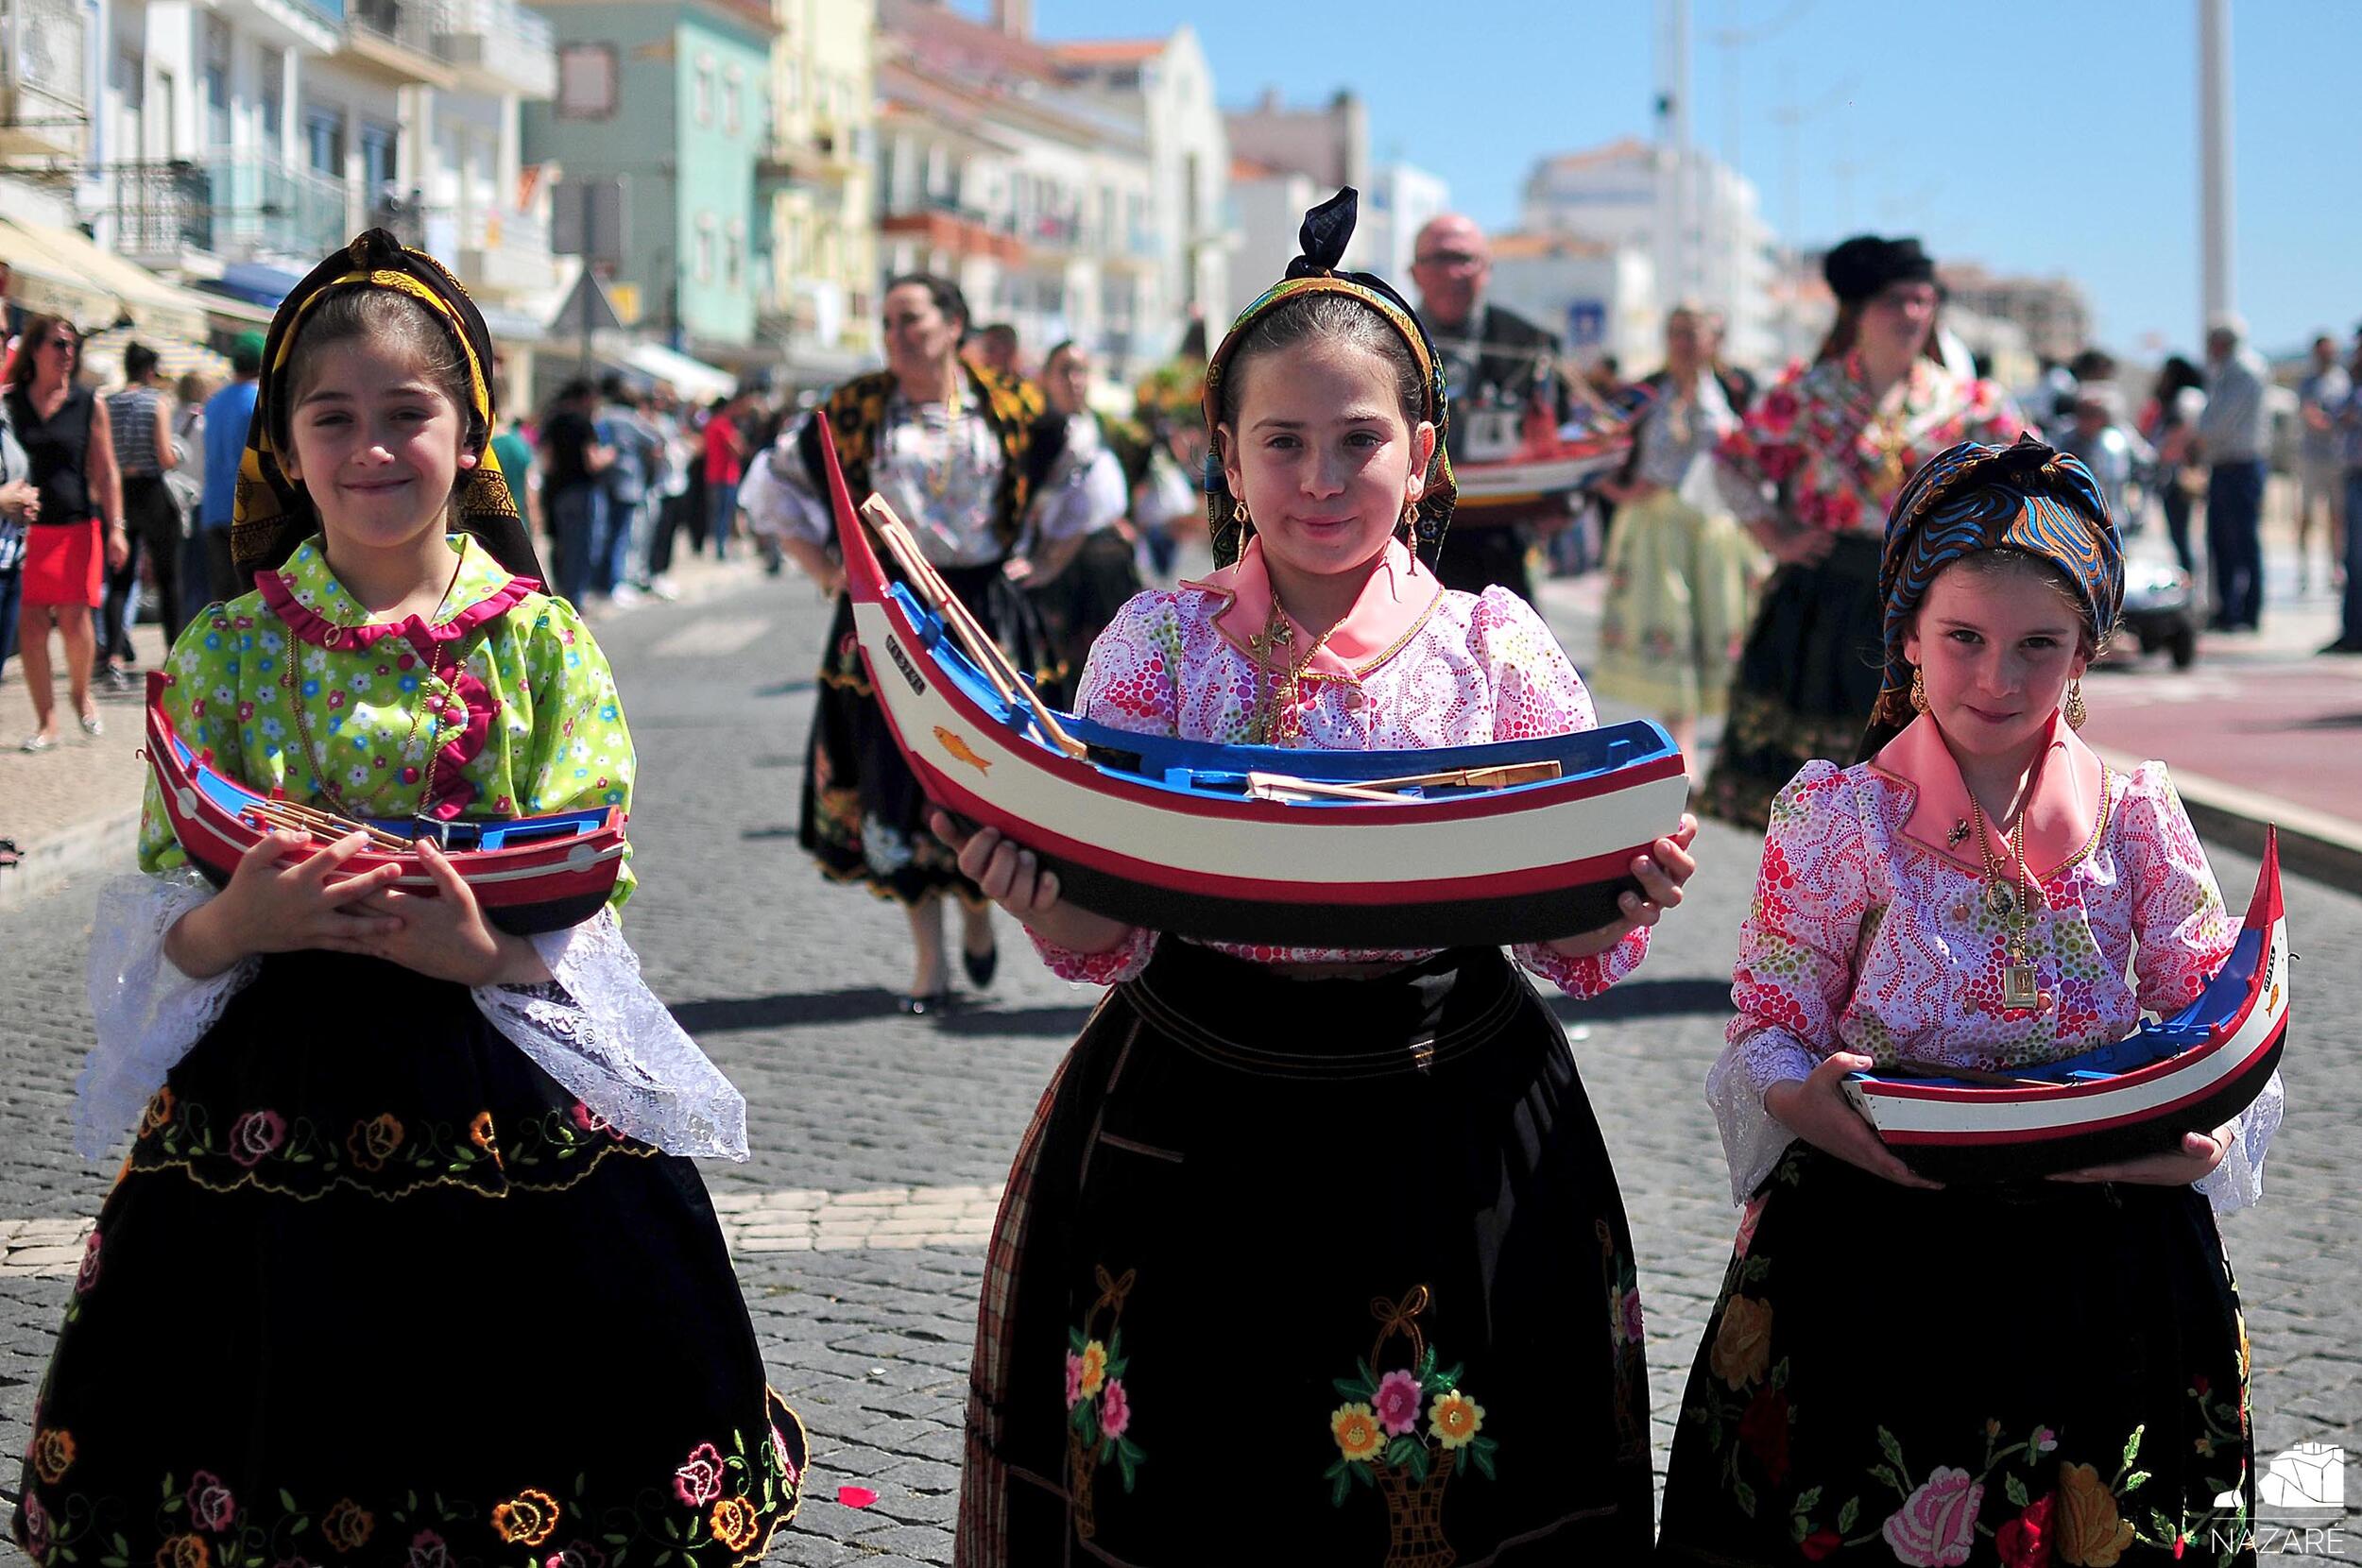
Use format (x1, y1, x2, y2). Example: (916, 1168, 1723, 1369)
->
(1360, 160, 1448, 288)
(1522, 137, 1777, 372)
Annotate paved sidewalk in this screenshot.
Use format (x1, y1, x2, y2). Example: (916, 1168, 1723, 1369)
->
(0, 551, 766, 911)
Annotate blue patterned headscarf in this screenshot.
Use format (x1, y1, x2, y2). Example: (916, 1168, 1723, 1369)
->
(1860, 434, 2123, 757)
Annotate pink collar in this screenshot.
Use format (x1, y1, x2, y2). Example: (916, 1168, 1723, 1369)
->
(1868, 713, 2109, 881)
(257, 534, 539, 660)
(1180, 536, 1443, 677)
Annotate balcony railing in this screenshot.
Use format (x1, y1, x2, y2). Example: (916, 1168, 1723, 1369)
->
(433, 0, 555, 97)
(349, 0, 443, 56)
(108, 154, 351, 264)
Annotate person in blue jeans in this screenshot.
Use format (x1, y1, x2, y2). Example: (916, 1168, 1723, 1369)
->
(595, 376, 661, 597)
(2197, 315, 2271, 631)
(539, 378, 613, 607)
(2331, 349, 2362, 655)
(186, 335, 265, 623)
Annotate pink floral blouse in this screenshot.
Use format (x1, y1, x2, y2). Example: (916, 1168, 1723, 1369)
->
(1708, 722, 2284, 1210)
(1714, 352, 2023, 533)
(1028, 537, 1651, 996)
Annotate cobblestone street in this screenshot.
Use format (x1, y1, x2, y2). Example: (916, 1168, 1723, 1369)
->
(1, 574, 2354, 1564)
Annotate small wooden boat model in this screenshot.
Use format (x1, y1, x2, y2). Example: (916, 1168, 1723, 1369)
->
(1451, 385, 1647, 513)
(145, 673, 626, 934)
(820, 422, 1691, 948)
(1843, 830, 2289, 1182)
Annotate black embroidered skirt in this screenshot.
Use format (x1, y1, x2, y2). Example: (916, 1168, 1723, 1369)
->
(956, 941, 1654, 1567)
(801, 561, 1055, 905)
(1655, 1145, 2255, 1567)
(13, 952, 804, 1568)
(1701, 533, 1884, 831)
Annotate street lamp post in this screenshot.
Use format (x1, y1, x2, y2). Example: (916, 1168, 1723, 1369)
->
(2197, 0, 2234, 327)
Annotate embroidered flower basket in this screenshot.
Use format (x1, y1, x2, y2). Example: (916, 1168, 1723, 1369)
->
(1374, 1458, 1456, 1568)
(1067, 1423, 1100, 1540)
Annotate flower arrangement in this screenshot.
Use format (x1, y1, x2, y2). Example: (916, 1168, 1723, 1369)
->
(1323, 1287, 1498, 1567)
(1064, 1325, 1143, 1493)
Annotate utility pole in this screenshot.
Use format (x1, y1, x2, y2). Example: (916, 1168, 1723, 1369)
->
(2197, 0, 2235, 328)
(1654, 0, 1695, 307)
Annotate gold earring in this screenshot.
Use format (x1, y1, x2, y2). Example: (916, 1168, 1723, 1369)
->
(1231, 499, 1249, 524)
(2064, 679, 2087, 730)
(1909, 667, 1928, 714)
(1400, 500, 1418, 532)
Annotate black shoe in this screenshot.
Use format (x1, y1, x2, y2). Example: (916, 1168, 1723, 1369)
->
(962, 942, 999, 989)
(2320, 638, 2362, 656)
(897, 986, 953, 1016)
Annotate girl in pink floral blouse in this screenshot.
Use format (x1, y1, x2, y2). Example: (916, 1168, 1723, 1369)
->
(940, 190, 1698, 1567)
(1657, 437, 2280, 1567)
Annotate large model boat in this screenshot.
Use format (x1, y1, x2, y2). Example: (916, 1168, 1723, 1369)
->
(822, 422, 1691, 949)
(145, 672, 626, 934)
(1843, 830, 2288, 1182)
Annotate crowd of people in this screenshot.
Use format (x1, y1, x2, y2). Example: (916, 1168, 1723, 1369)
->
(0, 196, 2324, 1566)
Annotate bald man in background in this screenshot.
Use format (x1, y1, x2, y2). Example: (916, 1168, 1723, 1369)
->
(1410, 213, 1570, 604)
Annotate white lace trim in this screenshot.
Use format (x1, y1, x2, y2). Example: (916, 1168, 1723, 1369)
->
(471, 908, 748, 1160)
(1706, 1025, 1814, 1206)
(77, 871, 259, 1159)
(2196, 1067, 2283, 1215)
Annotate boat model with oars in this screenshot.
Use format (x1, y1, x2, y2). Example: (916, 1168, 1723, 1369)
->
(820, 421, 1691, 948)
(1449, 372, 1649, 515)
(144, 672, 627, 934)
(1842, 829, 2290, 1183)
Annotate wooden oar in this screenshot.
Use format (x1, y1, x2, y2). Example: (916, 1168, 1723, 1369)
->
(1244, 772, 1413, 804)
(242, 797, 409, 851)
(1354, 760, 1563, 791)
(857, 495, 1089, 760)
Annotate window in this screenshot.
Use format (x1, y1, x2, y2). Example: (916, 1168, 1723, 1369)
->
(360, 122, 399, 196)
(203, 19, 231, 150)
(724, 222, 743, 289)
(555, 43, 616, 120)
(305, 107, 345, 177)
(722, 66, 742, 136)
(693, 215, 716, 283)
(693, 55, 715, 127)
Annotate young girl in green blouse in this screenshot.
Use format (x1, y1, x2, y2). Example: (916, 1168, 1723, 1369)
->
(14, 231, 805, 1566)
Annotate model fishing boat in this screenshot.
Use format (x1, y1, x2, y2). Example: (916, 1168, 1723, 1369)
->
(1844, 829, 2289, 1183)
(819, 422, 1691, 949)
(1451, 384, 1648, 513)
(145, 673, 627, 934)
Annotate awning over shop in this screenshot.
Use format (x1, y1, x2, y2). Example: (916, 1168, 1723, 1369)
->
(0, 217, 125, 332)
(619, 341, 737, 403)
(198, 263, 307, 310)
(476, 303, 547, 345)
(80, 325, 233, 386)
(0, 216, 214, 341)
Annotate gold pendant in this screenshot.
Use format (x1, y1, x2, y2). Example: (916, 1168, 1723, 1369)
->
(2002, 964, 2040, 1009)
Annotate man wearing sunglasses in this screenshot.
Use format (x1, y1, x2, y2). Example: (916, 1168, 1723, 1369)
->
(1409, 214, 1574, 605)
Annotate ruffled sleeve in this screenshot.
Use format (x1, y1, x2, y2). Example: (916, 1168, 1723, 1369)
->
(2114, 761, 2281, 1212)
(1021, 591, 1175, 984)
(1466, 588, 1652, 996)
(75, 870, 258, 1159)
(517, 593, 636, 911)
(1705, 761, 1872, 1202)
(739, 419, 833, 547)
(471, 907, 748, 1159)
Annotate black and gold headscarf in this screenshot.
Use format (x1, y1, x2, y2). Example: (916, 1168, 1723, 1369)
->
(1202, 188, 1457, 569)
(230, 228, 543, 584)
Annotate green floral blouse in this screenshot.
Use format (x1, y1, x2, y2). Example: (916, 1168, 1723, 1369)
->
(139, 533, 636, 908)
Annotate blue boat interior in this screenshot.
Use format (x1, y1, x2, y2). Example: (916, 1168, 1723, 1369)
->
(173, 730, 609, 847)
(886, 585, 1679, 799)
(1854, 924, 2265, 1089)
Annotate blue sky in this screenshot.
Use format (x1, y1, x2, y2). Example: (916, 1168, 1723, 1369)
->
(1021, 0, 2360, 360)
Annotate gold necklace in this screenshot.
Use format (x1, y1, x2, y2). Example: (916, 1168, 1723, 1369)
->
(1247, 588, 1341, 745)
(1970, 798, 2041, 1010)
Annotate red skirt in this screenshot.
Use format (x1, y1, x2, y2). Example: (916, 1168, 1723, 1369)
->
(20, 519, 103, 608)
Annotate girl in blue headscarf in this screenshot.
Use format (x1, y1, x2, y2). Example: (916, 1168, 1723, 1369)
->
(1657, 435, 2282, 1566)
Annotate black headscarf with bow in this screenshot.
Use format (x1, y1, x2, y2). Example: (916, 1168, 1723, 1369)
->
(1200, 188, 1457, 569)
